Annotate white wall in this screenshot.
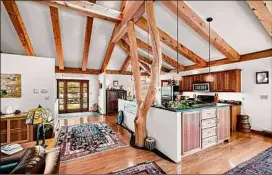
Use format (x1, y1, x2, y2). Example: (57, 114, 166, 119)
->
(179, 57, 272, 132)
(105, 74, 132, 92)
(55, 73, 99, 108)
(98, 73, 106, 114)
(1, 53, 55, 113)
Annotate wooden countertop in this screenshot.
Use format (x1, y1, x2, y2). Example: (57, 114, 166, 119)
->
(0, 113, 28, 119)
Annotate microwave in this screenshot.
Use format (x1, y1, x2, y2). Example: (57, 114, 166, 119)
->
(193, 83, 210, 92)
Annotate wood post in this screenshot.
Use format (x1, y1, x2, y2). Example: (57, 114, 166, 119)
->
(127, 1, 162, 147)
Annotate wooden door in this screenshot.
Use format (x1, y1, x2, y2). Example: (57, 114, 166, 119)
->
(217, 107, 230, 142)
(182, 111, 201, 155)
(57, 79, 89, 113)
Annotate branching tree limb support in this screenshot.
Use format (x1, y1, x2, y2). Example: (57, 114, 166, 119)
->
(127, 1, 162, 147)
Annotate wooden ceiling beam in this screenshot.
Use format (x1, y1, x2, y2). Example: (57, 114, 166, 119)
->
(120, 56, 131, 73)
(139, 61, 151, 75)
(55, 67, 100, 74)
(36, 1, 121, 23)
(50, 7, 64, 70)
(123, 37, 185, 70)
(247, 1, 272, 37)
(185, 49, 272, 71)
(106, 70, 149, 76)
(111, 1, 144, 43)
(162, 1, 240, 61)
(136, 17, 207, 67)
(118, 39, 170, 72)
(82, 0, 96, 71)
(3, 1, 35, 56)
(100, 1, 127, 72)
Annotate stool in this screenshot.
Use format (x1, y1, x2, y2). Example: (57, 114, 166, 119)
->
(145, 137, 156, 150)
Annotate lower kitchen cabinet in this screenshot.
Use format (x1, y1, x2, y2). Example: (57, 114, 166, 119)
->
(181, 111, 201, 155)
(217, 106, 230, 142)
(181, 106, 230, 156)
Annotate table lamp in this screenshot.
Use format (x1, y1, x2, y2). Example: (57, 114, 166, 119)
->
(26, 105, 53, 148)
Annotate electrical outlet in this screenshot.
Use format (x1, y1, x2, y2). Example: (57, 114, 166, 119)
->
(260, 95, 268, 99)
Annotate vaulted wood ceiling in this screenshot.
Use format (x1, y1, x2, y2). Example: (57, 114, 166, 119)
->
(1, 1, 272, 75)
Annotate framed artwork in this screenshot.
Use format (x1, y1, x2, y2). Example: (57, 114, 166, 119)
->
(1, 74, 21, 98)
(113, 81, 118, 87)
(256, 71, 269, 84)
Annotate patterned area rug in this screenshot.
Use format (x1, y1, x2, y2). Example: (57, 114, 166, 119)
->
(111, 162, 166, 174)
(56, 122, 127, 162)
(58, 112, 101, 120)
(225, 146, 272, 174)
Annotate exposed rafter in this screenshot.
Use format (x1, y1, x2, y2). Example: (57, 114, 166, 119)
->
(120, 56, 130, 73)
(106, 70, 149, 76)
(118, 39, 170, 72)
(100, 0, 127, 72)
(247, 1, 272, 37)
(139, 61, 151, 75)
(162, 1, 240, 61)
(112, 1, 144, 43)
(136, 17, 207, 67)
(36, 1, 121, 23)
(55, 67, 100, 74)
(3, 1, 35, 56)
(82, 0, 96, 71)
(50, 7, 64, 70)
(123, 37, 185, 70)
(185, 49, 272, 71)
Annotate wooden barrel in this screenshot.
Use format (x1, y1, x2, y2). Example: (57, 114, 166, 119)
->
(145, 137, 156, 150)
(237, 115, 251, 133)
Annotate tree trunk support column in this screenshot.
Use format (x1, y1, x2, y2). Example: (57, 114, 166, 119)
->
(127, 1, 162, 147)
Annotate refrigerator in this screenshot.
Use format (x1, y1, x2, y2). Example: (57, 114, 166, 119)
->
(161, 85, 180, 105)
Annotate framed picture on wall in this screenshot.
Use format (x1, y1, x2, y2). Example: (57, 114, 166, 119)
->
(256, 71, 269, 84)
(113, 81, 118, 87)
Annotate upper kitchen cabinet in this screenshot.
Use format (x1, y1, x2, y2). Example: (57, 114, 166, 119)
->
(180, 69, 241, 92)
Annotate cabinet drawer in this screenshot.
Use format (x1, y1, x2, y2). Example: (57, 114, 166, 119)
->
(202, 118, 217, 129)
(202, 136, 217, 148)
(202, 109, 216, 119)
(202, 127, 217, 139)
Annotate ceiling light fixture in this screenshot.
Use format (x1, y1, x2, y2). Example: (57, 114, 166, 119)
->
(206, 17, 214, 82)
(173, 0, 181, 82)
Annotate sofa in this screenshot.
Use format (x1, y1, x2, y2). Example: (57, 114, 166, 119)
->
(0, 146, 60, 174)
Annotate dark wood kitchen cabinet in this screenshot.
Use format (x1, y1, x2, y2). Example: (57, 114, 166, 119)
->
(106, 90, 127, 115)
(180, 69, 241, 92)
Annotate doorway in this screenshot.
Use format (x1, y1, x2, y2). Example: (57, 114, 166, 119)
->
(57, 79, 89, 113)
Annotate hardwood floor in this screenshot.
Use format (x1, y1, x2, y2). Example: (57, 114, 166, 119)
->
(49, 115, 272, 174)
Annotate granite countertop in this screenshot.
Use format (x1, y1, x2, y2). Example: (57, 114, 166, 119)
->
(153, 103, 232, 113)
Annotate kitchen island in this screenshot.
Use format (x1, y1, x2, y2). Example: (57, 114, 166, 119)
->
(118, 99, 231, 163)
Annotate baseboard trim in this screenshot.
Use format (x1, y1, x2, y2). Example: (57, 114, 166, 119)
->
(251, 129, 272, 138)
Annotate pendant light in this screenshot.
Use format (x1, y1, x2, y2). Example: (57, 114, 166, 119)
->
(173, 0, 181, 82)
(206, 17, 214, 82)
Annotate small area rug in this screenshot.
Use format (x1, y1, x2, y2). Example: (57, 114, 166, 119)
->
(56, 122, 126, 162)
(225, 146, 272, 174)
(111, 162, 166, 174)
(58, 112, 101, 120)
